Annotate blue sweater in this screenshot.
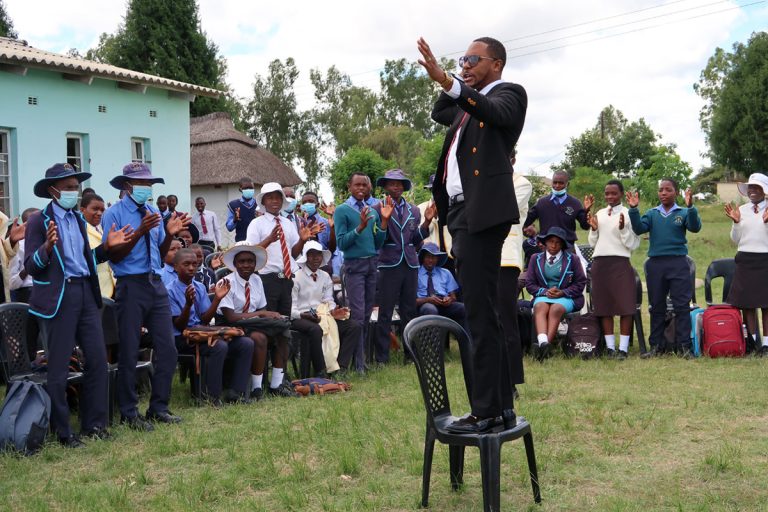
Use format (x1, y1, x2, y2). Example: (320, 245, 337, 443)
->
(628, 205, 702, 257)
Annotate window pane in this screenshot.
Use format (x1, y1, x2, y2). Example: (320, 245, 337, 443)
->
(67, 137, 80, 157)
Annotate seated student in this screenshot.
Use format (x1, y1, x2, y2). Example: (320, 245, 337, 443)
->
(167, 248, 254, 405)
(587, 180, 640, 359)
(724, 173, 768, 355)
(80, 195, 116, 299)
(218, 242, 298, 399)
(524, 227, 587, 360)
(416, 243, 466, 329)
(292, 241, 361, 375)
(190, 243, 215, 291)
(160, 238, 184, 287)
(176, 224, 199, 250)
(9, 208, 39, 303)
(628, 178, 701, 357)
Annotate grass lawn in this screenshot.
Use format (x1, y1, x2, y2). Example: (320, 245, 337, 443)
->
(2, 204, 764, 512)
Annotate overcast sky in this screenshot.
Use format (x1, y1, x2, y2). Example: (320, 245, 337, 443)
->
(6, 0, 767, 180)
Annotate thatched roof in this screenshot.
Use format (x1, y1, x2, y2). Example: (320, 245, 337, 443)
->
(190, 112, 302, 187)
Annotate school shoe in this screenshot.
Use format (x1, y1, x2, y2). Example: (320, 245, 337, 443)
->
(759, 346, 768, 357)
(536, 342, 552, 361)
(641, 346, 661, 359)
(121, 414, 155, 432)
(145, 410, 183, 424)
(268, 381, 299, 398)
(80, 426, 112, 441)
(605, 348, 616, 359)
(223, 390, 254, 405)
(616, 350, 628, 361)
(58, 434, 85, 448)
(250, 387, 265, 401)
(445, 414, 502, 434)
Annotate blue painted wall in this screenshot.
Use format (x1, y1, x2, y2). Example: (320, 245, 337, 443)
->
(0, 68, 192, 215)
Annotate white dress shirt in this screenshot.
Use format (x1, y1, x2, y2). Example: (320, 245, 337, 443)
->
(9, 239, 33, 290)
(218, 272, 267, 314)
(190, 209, 222, 246)
(731, 200, 768, 252)
(290, 267, 335, 320)
(444, 78, 504, 197)
(245, 211, 300, 275)
(587, 204, 640, 258)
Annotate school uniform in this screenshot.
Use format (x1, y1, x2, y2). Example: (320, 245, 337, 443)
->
(523, 193, 590, 245)
(245, 211, 300, 316)
(0, 211, 18, 302)
(160, 263, 178, 288)
(102, 195, 178, 421)
(417, 265, 466, 325)
(291, 266, 361, 373)
(86, 224, 115, 298)
(524, 251, 587, 313)
(334, 197, 386, 370)
(190, 209, 222, 250)
(226, 197, 258, 242)
(218, 271, 268, 314)
(194, 265, 216, 291)
(24, 203, 108, 439)
(727, 200, 768, 308)
(371, 198, 428, 363)
(167, 278, 253, 399)
(629, 203, 702, 351)
(9, 239, 33, 303)
(588, 204, 640, 316)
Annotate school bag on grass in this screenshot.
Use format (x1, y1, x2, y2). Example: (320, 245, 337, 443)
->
(701, 305, 745, 357)
(0, 380, 51, 455)
(291, 378, 350, 396)
(563, 314, 602, 359)
(690, 307, 705, 357)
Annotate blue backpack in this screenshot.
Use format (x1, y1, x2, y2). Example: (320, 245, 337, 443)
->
(0, 380, 51, 455)
(690, 307, 705, 357)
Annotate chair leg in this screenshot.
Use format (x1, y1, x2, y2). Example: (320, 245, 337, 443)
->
(634, 310, 647, 355)
(523, 431, 542, 504)
(422, 435, 436, 508)
(107, 370, 116, 427)
(478, 437, 502, 512)
(449, 445, 465, 490)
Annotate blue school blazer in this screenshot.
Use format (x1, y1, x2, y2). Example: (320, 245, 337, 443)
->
(23, 203, 108, 319)
(372, 201, 428, 269)
(523, 251, 587, 311)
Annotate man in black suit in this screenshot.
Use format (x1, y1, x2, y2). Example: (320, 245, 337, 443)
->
(418, 36, 527, 433)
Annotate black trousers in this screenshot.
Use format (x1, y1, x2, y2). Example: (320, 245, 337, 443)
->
(374, 262, 417, 363)
(646, 256, 692, 349)
(447, 203, 514, 418)
(291, 318, 327, 376)
(498, 267, 525, 385)
(175, 335, 254, 398)
(335, 318, 363, 370)
(260, 273, 293, 316)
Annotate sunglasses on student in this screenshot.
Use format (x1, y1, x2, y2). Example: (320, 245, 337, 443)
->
(458, 55, 497, 68)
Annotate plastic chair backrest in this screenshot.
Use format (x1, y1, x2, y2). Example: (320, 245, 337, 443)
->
(215, 267, 232, 281)
(339, 264, 348, 307)
(633, 268, 643, 307)
(704, 258, 736, 305)
(577, 244, 594, 265)
(0, 303, 33, 381)
(204, 252, 221, 270)
(101, 298, 120, 348)
(403, 316, 471, 425)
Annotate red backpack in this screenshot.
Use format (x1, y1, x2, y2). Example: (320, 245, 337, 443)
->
(702, 305, 745, 357)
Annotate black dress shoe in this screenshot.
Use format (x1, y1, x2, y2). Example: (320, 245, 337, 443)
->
(250, 387, 264, 401)
(80, 426, 112, 441)
(145, 410, 182, 424)
(502, 409, 517, 430)
(759, 346, 768, 357)
(536, 342, 552, 362)
(445, 415, 502, 434)
(268, 382, 299, 398)
(121, 415, 155, 432)
(223, 390, 254, 405)
(617, 350, 628, 360)
(605, 348, 616, 359)
(59, 434, 85, 448)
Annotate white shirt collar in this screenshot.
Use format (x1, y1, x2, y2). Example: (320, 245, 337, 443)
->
(545, 251, 563, 264)
(479, 79, 503, 95)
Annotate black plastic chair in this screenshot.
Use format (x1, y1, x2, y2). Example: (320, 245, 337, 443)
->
(101, 298, 153, 423)
(403, 315, 540, 511)
(214, 267, 232, 281)
(204, 251, 222, 270)
(704, 258, 736, 306)
(630, 268, 648, 354)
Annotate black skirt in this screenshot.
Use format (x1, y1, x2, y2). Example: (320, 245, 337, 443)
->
(727, 251, 768, 309)
(590, 256, 636, 317)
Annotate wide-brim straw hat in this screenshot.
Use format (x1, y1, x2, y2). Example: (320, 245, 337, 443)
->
(222, 241, 268, 272)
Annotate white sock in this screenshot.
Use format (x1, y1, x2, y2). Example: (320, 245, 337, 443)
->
(762, 336, 768, 347)
(270, 368, 284, 389)
(537, 334, 548, 346)
(251, 374, 263, 390)
(604, 335, 616, 350)
(619, 335, 630, 353)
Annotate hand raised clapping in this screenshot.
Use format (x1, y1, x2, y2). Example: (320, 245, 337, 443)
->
(724, 203, 741, 223)
(626, 191, 640, 209)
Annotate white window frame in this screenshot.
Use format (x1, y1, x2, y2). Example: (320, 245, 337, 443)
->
(66, 134, 83, 171)
(131, 138, 151, 164)
(0, 130, 11, 216)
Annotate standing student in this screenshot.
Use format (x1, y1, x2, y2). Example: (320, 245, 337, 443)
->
(167, 248, 254, 404)
(80, 194, 116, 299)
(156, 195, 171, 221)
(524, 227, 587, 360)
(724, 173, 768, 355)
(372, 169, 433, 363)
(523, 170, 593, 247)
(300, 191, 335, 253)
(226, 177, 259, 242)
(25, 163, 131, 446)
(102, 162, 191, 431)
(9, 208, 38, 303)
(587, 180, 640, 359)
(333, 173, 386, 372)
(628, 178, 701, 357)
(190, 197, 222, 252)
(166, 194, 183, 217)
(282, 186, 304, 234)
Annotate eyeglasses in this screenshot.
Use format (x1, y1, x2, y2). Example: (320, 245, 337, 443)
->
(458, 55, 497, 68)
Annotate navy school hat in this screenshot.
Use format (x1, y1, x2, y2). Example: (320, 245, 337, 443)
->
(33, 163, 92, 199)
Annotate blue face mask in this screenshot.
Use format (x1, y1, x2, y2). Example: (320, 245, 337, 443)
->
(130, 185, 153, 205)
(300, 203, 317, 216)
(284, 198, 297, 213)
(552, 188, 567, 197)
(242, 188, 255, 200)
(53, 189, 79, 210)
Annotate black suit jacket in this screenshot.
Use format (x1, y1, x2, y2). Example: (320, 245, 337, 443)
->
(431, 81, 527, 234)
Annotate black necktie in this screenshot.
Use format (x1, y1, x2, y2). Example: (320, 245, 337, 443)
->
(356, 200, 365, 211)
(427, 270, 435, 297)
(548, 255, 555, 265)
(137, 206, 152, 267)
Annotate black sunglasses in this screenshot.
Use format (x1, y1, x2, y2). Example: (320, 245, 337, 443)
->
(458, 55, 497, 68)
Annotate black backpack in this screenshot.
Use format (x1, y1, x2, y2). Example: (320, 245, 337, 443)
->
(563, 314, 602, 359)
(0, 380, 51, 455)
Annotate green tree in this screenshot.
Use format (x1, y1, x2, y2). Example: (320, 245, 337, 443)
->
(0, 0, 17, 39)
(411, 135, 444, 187)
(695, 32, 768, 175)
(633, 145, 693, 203)
(328, 147, 394, 199)
(358, 126, 424, 175)
(566, 167, 612, 209)
(86, 0, 236, 120)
